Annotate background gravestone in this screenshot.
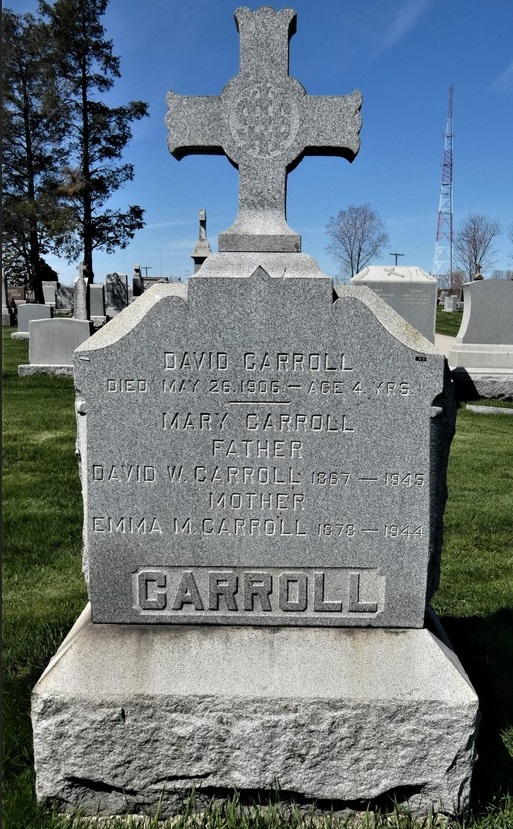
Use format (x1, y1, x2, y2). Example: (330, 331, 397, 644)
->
(42, 282, 57, 306)
(448, 279, 513, 399)
(55, 284, 74, 315)
(351, 265, 438, 343)
(105, 273, 128, 317)
(32, 6, 478, 819)
(89, 283, 106, 324)
(18, 318, 91, 377)
(11, 303, 52, 340)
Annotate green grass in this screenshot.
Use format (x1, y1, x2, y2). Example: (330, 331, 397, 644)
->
(435, 306, 463, 336)
(2, 327, 513, 829)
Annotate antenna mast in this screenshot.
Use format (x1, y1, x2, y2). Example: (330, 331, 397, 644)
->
(433, 85, 454, 290)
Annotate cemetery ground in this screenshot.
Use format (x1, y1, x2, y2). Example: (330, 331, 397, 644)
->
(2, 327, 512, 829)
(435, 307, 463, 338)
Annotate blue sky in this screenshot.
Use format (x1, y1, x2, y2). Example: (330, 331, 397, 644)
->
(8, 0, 513, 283)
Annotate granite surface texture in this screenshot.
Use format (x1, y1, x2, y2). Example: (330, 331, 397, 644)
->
(74, 274, 455, 628)
(31, 604, 479, 818)
(166, 7, 361, 253)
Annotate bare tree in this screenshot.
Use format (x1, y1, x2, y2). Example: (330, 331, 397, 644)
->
(326, 204, 389, 280)
(454, 213, 501, 281)
(491, 269, 513, 280)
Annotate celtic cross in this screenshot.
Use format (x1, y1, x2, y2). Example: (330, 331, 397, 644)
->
(165, 6, 362, 254)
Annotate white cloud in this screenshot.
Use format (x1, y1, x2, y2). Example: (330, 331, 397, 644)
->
(374, 0, 432, 57)
(491, 58, 513, 92)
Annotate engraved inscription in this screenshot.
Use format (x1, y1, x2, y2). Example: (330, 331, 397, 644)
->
(107, 379, 147, 393)
(133, 567, 384, 617)
(93, 517, 162, 534)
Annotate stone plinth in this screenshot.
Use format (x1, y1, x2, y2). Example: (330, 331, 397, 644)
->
(31, 603, 479, 818)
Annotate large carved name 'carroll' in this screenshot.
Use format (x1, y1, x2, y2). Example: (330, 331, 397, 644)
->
(134, 568, 381, 615)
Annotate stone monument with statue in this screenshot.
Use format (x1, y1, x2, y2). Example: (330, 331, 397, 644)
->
(32, 6, 479, 819)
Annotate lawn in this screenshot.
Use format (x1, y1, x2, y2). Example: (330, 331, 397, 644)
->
(2, 327, 512, 829)
(435, 305, 463, 336)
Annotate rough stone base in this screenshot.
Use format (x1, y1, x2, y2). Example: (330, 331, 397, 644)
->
(11, 330, 30, 339)
(450, 368, 513, 401)
(18, 364, 74, 377)
(32, 605, 479, 819)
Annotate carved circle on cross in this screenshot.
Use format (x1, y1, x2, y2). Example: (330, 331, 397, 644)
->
(228, 82, 300, 159)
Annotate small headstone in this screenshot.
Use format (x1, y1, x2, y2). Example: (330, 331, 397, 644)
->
(141, 275, 170, 291)
(133, 265, 143, 297)
(55, 283, 74, 314)
(89, 283, 106, 319)
(11, 303, 52, 340)
(2, 277, 10, 326)
(448, 280, 513, 399)
(351, 265, 437, 342)
(444, 295, 458, 313)
(42, 282, 57, 306)
(18, 318, 90, 377)
(8, 285, 25, 304)
(105, 273, 128, 316)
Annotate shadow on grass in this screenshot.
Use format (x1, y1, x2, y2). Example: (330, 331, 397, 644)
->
(440, 610, 513, 810)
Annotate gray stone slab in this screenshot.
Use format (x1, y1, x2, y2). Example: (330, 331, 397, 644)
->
(444, 296, 458, 313)
(166, 7, 361, 253)
(55, 284, 74, 312)
(13, 303, 52, 334)
(351, 266, 437, 343)
(74, 274, 455, 628)
(31, 603, 479, 818)
(89, 283, 105, 317)
(105, 273, 128, 315)
(466, 404, 513, 415)
(22, 318, 90, 369)
(456, 280, 512, 345)
(446, 281, 513, 399)
(42, 281, 57, 305)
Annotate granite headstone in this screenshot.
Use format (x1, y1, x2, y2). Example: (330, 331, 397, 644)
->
(32, 6, 478, 819)
(351, 265, 437, 342)
(18, 318, 91, 377)
(105, 273, 128, 316)
(42, 281, 57, 306)
(448, 279, 513, 399)
(11, 303, 52, 340)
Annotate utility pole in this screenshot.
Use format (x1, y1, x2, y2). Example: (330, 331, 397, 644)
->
(433, 85, 454, 290)
(141, 266, 152, 278)
(389, 252, 404, 266)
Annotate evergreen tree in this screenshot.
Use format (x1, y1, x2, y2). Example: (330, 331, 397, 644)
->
(39, 0, 149, 281)
(2, 10, 72, 302)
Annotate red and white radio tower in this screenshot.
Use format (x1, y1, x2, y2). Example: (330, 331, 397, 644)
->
(433, 85, 454, 289)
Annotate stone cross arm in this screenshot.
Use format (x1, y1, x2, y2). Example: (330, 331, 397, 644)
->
(165, 7, 362, 253)
(166, 93, 225, 159)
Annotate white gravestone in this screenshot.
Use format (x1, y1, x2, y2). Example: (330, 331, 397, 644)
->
(32, 6, 478, 819)
(351, 265, 437, 343)
(42, 281, 57, 306)
(18, 318, 91, 377)
(11, 303, 52, 340)
(444, 295, 458, 313)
